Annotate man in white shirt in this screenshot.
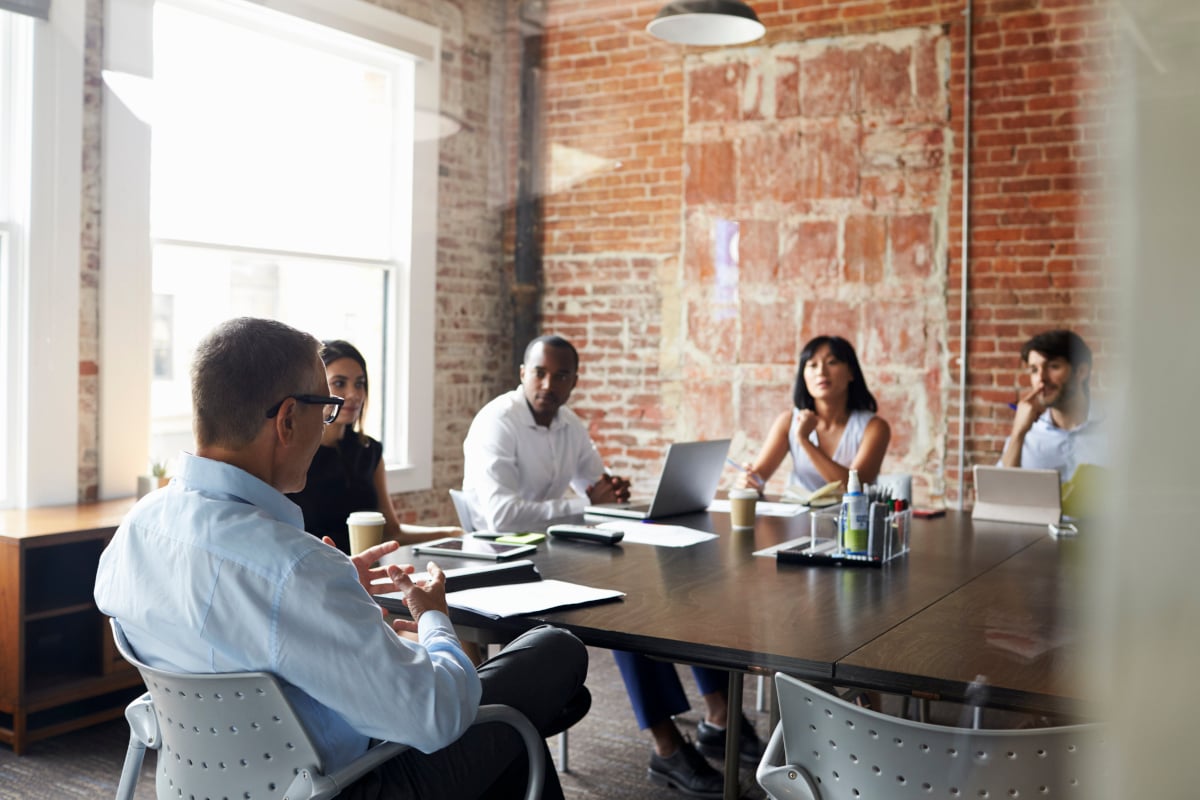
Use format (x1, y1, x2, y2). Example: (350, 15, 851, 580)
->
(462, 335, 630, 531)
(1000, 329, 1105, 479)
(463, 335, 757, 799)
(95, 317, 587, 800)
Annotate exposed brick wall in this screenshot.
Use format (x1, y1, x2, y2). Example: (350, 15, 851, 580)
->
(528, 0, 1113, 507)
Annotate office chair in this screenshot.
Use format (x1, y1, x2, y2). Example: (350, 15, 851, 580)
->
(449, 488, 478, 532)
(446, 488, 573, 773)
(110, 619, 545, 800)
(757, 672, 1103, 800)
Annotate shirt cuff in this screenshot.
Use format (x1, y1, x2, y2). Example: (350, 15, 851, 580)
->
(416, 609, 456, 641)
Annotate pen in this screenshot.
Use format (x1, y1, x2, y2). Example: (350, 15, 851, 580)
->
(725, 457, 765, 489)
(1007, 403, 1018, 411)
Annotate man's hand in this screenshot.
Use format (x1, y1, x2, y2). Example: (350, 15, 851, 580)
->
(588, 473, 631, 504)
(1012, 386, 1046, 436)
(324, 536, 404, 596)
(386, 561, 452, 636)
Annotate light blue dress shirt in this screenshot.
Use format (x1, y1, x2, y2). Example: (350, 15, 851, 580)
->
(95, 452, 480, 771)
(1005, 408, 1107, 479)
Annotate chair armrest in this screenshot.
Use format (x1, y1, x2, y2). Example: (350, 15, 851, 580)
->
(292, 704, 545, 800)
(755, 722, 819, 800)
(124, 692, 160, 749)
(474, 704, 546, 800)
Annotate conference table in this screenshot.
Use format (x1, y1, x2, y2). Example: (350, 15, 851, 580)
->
(378, 509, 1087, 799)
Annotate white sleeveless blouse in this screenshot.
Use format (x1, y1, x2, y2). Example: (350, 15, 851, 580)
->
(787, 408, 875, 492)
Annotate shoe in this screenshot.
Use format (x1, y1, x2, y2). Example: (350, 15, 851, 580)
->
(647, 738, 724, 798)
(696, 715, 765, 765)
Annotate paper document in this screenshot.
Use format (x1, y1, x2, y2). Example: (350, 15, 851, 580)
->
(707, 499, 806, 517)
(595, 520, 717, 547)
(446, 580, 624, 619)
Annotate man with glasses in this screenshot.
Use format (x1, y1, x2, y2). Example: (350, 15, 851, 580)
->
(461, 334, 630, 531)
(96, 317, 588, 799)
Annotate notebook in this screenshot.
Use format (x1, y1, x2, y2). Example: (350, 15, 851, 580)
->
(584, 439, 731, 520)
(972, 465, 1062, 526)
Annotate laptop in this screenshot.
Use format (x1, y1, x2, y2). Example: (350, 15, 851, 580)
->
(584, 439, 731, 520)
(972, 465, 1062, 526)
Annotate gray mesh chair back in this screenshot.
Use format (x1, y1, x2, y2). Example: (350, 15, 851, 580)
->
(449, 488, 479, 532)
(111, 618, 545, 800)
(757, 672, 1104, 800)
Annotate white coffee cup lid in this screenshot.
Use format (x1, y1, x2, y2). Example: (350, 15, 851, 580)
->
(346, 511, 386, 526)
(729, 488, 759, 499)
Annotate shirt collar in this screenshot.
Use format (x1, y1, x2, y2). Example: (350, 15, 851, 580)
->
(176, 451, 306, 529)
(511, 386, 567, 431)
(1038, 402, 1103, 432)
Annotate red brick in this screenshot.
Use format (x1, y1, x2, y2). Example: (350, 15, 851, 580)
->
(685, 141, 736, 204)
(844, 215, 887, 284)
(779, 219, 839, 284)
(688, 61, 747, 124)
(860, 42, 913, 113)
(741, 295, 802, 364)
(891, 213, 934, 280)
(801, 46, 858, 117)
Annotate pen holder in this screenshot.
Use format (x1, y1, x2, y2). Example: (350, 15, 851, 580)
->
(869, 503, 910, 564)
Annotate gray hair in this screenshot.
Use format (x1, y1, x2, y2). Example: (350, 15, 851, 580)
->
(191, 317, 321, 448)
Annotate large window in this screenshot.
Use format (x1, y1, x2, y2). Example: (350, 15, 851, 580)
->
(102, 0, 442, 497)
(1, 3, 84, 509)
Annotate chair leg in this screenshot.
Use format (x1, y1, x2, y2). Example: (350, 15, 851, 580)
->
(114, 734, 147, 800)
(756, 674, 766, 712)
(558, 729, 569, 773)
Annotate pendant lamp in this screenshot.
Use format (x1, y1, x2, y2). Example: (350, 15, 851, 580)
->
(646, 0, 765, 46)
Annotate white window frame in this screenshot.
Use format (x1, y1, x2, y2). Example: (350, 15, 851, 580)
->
(0, 3, 84, 509)
(100, 0, 441, 498)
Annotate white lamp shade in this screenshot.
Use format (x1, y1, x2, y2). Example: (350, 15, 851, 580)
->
(646, 0, 765, 46)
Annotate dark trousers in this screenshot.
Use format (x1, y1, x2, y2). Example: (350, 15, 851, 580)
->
(347, 625, 588, 800)
(612, 650, 726, 730)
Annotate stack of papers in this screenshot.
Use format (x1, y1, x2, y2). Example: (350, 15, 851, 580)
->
(381, 560, 624, 619)
(594, 520, 717, 547)
(447, 581, 625, 619)
(706, 499, 806, 517)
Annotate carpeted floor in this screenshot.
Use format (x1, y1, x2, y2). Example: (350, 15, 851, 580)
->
(0, 646, 769, 799)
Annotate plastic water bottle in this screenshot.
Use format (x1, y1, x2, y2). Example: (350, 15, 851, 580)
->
(840, 469, 869, 553)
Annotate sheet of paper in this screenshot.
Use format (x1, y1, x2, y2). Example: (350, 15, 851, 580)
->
(706, 499, 806, 517)
(445, 579, 624, 619)
(594, 520, 718, 547)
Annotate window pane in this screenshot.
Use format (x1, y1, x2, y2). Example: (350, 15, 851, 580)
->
(150, 244, 388, 464)
(151, 2, 412, 260)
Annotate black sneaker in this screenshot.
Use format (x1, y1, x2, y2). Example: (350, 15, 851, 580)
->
(647, 738, 724, 798)
(696, 716, 765, 765)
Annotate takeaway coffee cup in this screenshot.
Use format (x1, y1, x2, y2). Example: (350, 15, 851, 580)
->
(347, 511, 386, 556)
(729, 488, 759, 528)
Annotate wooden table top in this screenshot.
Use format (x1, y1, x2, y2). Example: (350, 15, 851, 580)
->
(383, 510, 1067, 710)
(836, 534, 1086, 715)
(0, 498, 136, 540)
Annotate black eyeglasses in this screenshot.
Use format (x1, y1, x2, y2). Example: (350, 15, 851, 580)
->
(265, 394, 344, 425)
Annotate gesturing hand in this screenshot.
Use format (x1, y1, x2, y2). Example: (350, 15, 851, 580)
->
(795, 409, 819, 441)
(386, 561, 452, 637)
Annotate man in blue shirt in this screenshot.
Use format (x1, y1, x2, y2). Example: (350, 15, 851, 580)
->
(1000, 329, 1105, 479)
(95, 317, 587, 799)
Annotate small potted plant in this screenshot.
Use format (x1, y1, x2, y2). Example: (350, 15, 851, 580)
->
(137, 460, 171, 499)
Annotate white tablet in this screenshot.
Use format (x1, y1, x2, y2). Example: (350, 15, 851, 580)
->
(411, 536, 537, 561)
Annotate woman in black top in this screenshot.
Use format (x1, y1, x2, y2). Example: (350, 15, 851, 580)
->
(288, 340, 460, 553)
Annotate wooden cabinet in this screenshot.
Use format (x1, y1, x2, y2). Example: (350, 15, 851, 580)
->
(0, 499, 143, 754)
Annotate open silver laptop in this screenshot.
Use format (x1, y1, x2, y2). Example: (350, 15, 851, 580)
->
(584, 439, 731, 520)
(972, 465, 1062, 526)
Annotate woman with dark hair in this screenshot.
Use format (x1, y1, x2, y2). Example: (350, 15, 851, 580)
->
(739, 335, 891, 492)
(288, 339, 461, 553)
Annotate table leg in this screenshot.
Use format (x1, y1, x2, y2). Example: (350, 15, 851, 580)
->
(724, 670, 743, 800)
